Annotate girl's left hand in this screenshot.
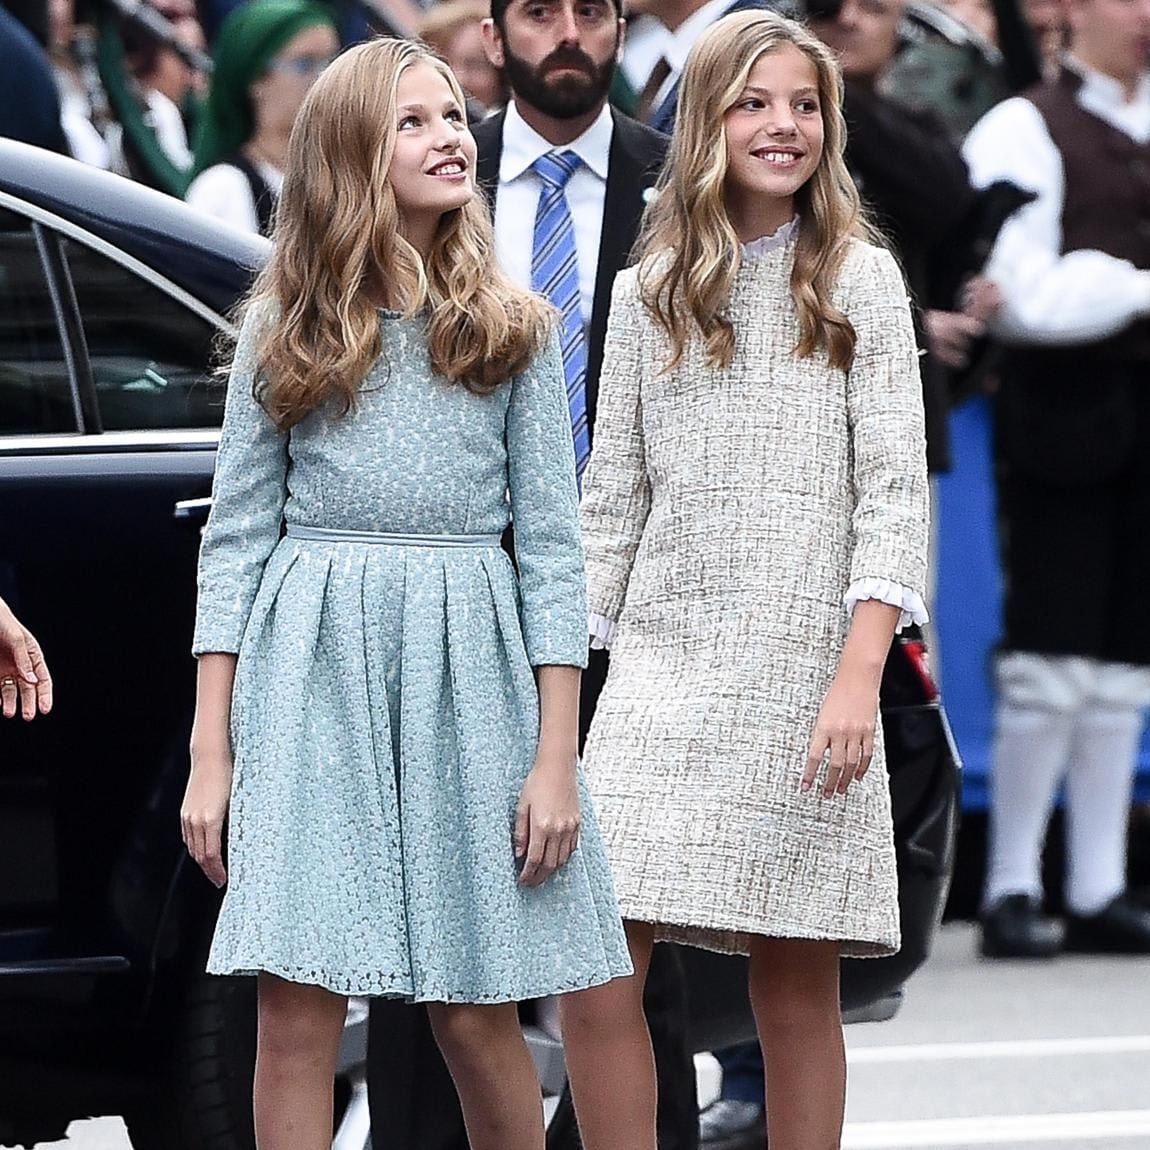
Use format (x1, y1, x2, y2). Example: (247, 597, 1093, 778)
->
(802, 670, 880, 798)
(514, 752, 581, 888)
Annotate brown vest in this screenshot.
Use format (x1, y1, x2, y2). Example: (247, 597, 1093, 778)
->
(1027, 67, 1150, 361)
(998, 68, 1150, 485)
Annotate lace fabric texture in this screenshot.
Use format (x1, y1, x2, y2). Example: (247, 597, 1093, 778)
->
(195, 308, 632, 1000)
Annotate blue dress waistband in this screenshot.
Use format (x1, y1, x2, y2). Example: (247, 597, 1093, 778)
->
(285, 525, 503, 549)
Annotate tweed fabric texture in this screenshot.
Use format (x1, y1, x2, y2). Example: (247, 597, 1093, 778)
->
(580, 238, 929, 958)
(193, 307, 632, 1000)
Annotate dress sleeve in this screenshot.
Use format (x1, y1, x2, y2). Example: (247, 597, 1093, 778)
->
(579, 270, 651, 624)
(506, 330, 588, 669)
(845, 246, 930, 600)
(192, 305, 288, 656)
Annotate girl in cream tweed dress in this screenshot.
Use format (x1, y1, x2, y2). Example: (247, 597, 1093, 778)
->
(560, 12, 930, 1150)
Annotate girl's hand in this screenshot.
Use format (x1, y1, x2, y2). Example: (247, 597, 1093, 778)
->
(514, 750, 581, 888)
(802, 669, 880, 798)
(181, 746, 233, 888)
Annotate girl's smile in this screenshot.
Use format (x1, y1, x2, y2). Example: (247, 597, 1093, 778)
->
(426, 156, 470, 180)
(751, 145, 806, 167)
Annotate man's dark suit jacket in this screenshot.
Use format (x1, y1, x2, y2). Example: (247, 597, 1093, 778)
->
(367, 109, 690, 1150)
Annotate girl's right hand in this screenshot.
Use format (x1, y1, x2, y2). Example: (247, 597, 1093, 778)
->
(181, 748, 233, 888)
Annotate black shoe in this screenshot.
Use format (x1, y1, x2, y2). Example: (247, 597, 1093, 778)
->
(1065, 894, 1150, 954)
(980, 894, 1064, 959)
(699, 1100, 766, 1148)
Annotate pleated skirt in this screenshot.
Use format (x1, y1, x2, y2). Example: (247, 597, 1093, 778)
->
(207, 534, 632, 1001)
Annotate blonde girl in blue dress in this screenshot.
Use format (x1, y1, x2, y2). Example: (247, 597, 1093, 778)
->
(179, 37, 630, 1150)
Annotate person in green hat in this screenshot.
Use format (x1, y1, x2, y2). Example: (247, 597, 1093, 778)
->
(185, 0, 338, 234)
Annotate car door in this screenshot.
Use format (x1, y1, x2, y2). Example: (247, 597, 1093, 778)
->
(0, 197, 232, 985)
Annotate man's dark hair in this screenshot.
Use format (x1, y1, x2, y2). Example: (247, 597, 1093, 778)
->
(490, 0, 624, 30)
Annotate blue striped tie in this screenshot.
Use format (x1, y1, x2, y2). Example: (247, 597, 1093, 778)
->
(531, 150, 590, 486)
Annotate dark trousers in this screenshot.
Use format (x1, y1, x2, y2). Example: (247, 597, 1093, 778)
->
(714, 1041, 764, 1105)
(367, 942, 699, 1150)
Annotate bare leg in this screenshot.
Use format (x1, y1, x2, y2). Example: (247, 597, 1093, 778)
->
(748, 937, 844, 1150)
(254, 974, 348, 1150)
(560, 920, 657, 1150)
(427, 1000, 545, 1150)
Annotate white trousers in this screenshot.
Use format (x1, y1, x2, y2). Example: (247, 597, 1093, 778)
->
(985, 653, 1150, 915)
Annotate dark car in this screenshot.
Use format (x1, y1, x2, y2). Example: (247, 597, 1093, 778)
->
(0, 140, 959, 1150)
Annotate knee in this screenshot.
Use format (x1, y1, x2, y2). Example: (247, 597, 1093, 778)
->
(560, 979, 644, 1043)
(758, 984, 839, 1040)
(749, 943, 840, 1035)
(428, 1002, 517, 1066)
(258, 977, 345, 1062)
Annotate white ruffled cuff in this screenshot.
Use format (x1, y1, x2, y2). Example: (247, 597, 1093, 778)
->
(589, 613, 617, 651)
(844, 579, 929, 633)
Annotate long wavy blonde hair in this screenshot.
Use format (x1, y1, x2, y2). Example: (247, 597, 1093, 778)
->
(638, 9, 879, 373)
(243, 37, 550, 430)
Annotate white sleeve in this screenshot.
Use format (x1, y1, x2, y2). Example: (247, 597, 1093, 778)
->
(963, 98, 1150, 345)
(588, 612, 617, 650)
(62, 109, 110, 169)
(843, 579, 929, 633)
(185, 165, 261, 235)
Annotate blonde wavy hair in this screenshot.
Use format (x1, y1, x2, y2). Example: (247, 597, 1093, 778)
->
(243, 37, 551, 430)
(638, 9, 880, 373)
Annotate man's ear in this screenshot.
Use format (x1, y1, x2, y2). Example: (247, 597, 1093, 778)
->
(481, 17, 506, 69)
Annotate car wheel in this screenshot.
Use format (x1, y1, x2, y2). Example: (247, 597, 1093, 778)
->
(124, 973, 257, 1150)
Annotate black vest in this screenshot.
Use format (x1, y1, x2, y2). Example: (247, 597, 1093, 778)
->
(225, 151, 277, 237)
(999, 68, 1150, 484)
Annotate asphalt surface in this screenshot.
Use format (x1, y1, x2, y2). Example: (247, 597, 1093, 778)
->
(11, 924, 1150, 1150)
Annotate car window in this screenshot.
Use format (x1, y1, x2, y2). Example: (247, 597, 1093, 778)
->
(0, 208, 76, 436)
(65, 239, 224, 431)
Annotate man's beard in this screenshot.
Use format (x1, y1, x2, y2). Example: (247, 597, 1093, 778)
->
(501, 40, 617, 119)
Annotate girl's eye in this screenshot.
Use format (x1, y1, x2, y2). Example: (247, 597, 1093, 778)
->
(739, 98, 764, 111)
(796, 99, 820, 114)
(399, 114, 420, 129)
(446, 108, 464, 123)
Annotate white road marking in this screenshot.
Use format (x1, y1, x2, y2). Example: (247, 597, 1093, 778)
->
(841, 1110, 1150, 1147)
(848, 1034, 1150, 1064)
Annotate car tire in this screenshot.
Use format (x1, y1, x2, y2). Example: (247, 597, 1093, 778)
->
(124, 973, 257, 1150)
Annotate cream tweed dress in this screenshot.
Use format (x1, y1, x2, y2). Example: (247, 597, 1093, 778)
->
(579, 232, 929, 958)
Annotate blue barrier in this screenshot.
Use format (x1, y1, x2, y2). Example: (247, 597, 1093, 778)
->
(936, 395, 1150, 811)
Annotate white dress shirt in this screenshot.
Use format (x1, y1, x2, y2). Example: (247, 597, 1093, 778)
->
(619, 12, 671, 94)
(963, 57, 1150, 346)
(493, 99, 614, 326)
(650, 0, 731, 110)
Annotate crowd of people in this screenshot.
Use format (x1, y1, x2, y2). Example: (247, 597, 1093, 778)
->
(3, 0, 1150, 1145)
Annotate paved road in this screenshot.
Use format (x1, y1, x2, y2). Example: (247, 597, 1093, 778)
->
(12, 924, 1150, 1150)
(840, 923, 1150, 1148)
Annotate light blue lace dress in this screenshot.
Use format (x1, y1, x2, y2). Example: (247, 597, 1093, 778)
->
(192, 306, 632, 1001)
